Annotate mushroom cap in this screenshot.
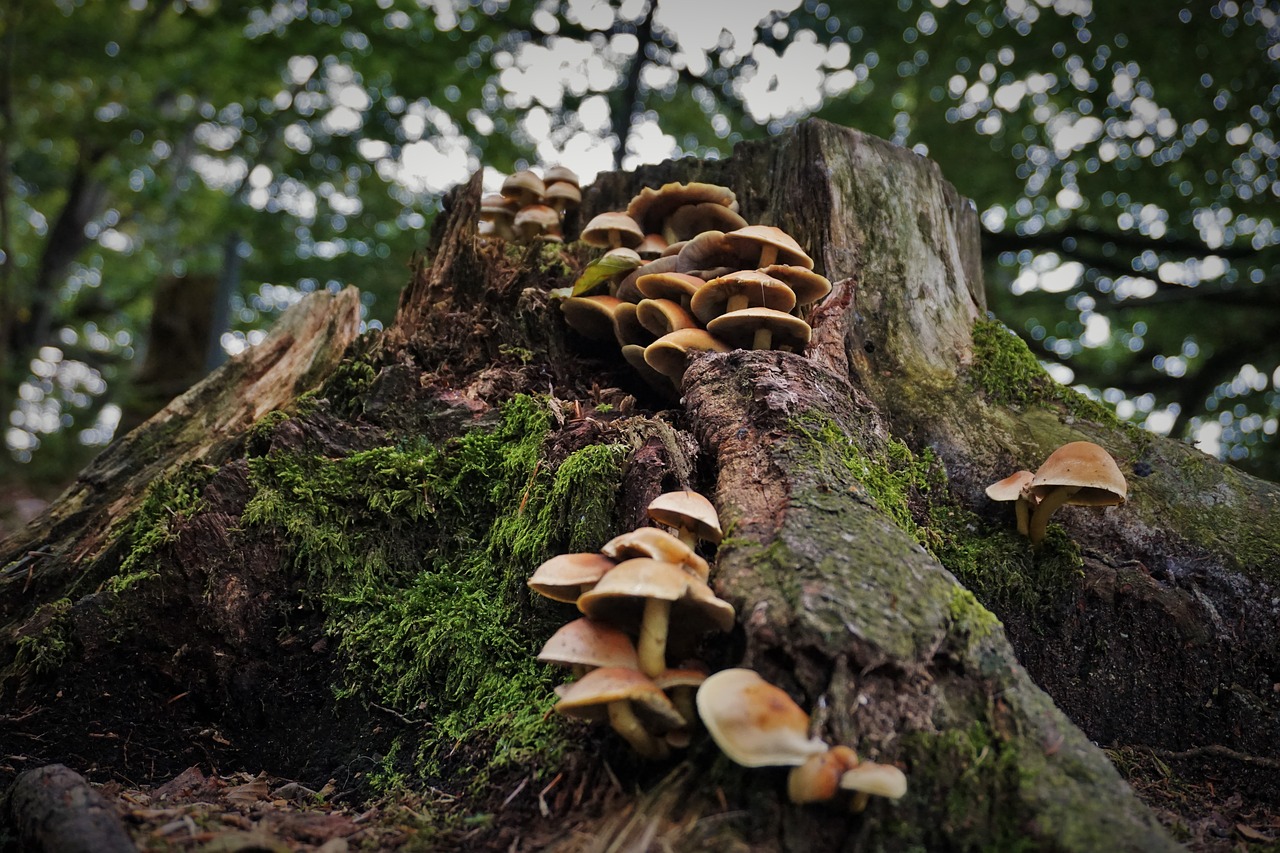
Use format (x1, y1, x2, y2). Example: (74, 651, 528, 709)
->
(576, 558, 736, 635)
(653, 665, 709, 691)
(1028, 441, 1128, 506)
(528, 552, 617, 602)
(636, 272, 704, 303)
(665, 202, 749, 242)
(537, 617, 639, 670)
(554, 666, 686, 731)
(787, 746, 860, 804)
(621, 344, 678, 395)
(647, 490, 722, 544)
(724, 225, 813, 269)
(706, 307, 811, 351)
(636, 233, 669, 259)
(618, 255, 679, 303)
(544, 181, 582, 212)
(690, 270, 797, 325)
(637, 298, 699, 337)
(760, 264, 832, 305)
(626, 182, 738, 235)
(696, 668, 829, 767)
(644, 329, 729, 381)
(601, 527, 710, 580)
(543, 164, 580, 187)
(502, 170, 545, 207)
(985, 470, 1035, 502)
(514, 204, 562, 238)
(675, 230, 757, 278)
(613, 302, 656, 347)
(481, 193, 518, 219)
(839, 762, 908, 800)
(561, 295, 623, 341)
(581, 212, 645, 249)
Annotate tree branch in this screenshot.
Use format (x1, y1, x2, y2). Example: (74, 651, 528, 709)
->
(607, 0, 656, 169)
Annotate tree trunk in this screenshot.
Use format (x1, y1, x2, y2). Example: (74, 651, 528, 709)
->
(3, 119, 1277, 851)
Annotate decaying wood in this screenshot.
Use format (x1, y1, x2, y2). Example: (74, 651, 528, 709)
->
(2, 764, 135, 853)
(1, 120, 1277, 851)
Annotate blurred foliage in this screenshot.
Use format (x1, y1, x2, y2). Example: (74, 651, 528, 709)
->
(0, 0, 1277, 486)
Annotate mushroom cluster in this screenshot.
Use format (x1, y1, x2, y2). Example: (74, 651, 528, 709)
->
(986, 440, 1128, 547)
(561, 182, 832, 394)
(696, 668, 908, 810)
(529, 490, 735, 759)
(480, 167, 581, 243)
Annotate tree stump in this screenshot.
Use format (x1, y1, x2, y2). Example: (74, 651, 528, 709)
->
(3, 119, 1277, 851)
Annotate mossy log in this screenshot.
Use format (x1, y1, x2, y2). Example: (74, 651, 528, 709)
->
(2, 119, 1277, 850)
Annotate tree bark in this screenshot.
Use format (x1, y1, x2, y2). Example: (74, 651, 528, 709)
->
(3, 119, 1277, 851)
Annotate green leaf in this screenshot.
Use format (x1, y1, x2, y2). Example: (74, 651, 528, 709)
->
(570, 252, 641, 297)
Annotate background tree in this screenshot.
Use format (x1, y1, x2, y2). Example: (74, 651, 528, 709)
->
(2, 0, 1277, 523)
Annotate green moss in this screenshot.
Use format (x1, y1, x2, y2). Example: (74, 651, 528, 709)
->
(947, 587, 1000, 641)
(321, 355, 378, 420)
(969, 320, 1123, 428)
(3, 598, 74, 689)
(246, 409, 290, 456)
(241, 395, 629, 790)
(103, 461, 217, 594)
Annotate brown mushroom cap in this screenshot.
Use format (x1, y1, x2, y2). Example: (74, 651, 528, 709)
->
(637, 298, 699, 337)
(502, 170, 545, 208)
(576, 558, 735, 635)
(723, 225, 813, 269)
(647, 490, 723, 545)
(626, 182, 738, 235)
(695, 668, 829, 767)
(690, 270, 797, 325)
(601, 527, 710, 580)
(636, 233, 669, 259)
(537, 617, 639, 671)
(788, 745, 861, 804)
(581, 211, 645, 249)
(617, 255, 679, 303)
(554, 666, 686, 729)
(613, 302, 656, 347)
(1028, 441, 1128, 506)
(481, 193, 519, 219)
(561, 295, 623, 341)
(675, 230, 757, 278)
(665, 202, 749, 242)
(514, 204, 563, 241)
(706, 306, 812, 352)
(839, 761, 908, 800)
(528, 552, 616, 602)
(543, 181, 582, 215)
(760, 264, 832, 305)
(621, 344, 679, 395)
(644, 329, 729, 383)
(543, 164, 580, 187)
(636, 272, 704, 305)
(985, 470, 1035, 502)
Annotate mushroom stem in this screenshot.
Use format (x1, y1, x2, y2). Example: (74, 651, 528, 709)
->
(608, 230, 622, 249)
(1028, 485, 1081, 547)
(752, 327, 774, 350)
(672, 526, 697, 549)
(637, 597, 672, 678)
(1015, 496, 1031, 537)
(607, 700, 669, 759)
(758, 245, 779, 267)
(726, 293, 749, 313)
(668, 686, 698, 729)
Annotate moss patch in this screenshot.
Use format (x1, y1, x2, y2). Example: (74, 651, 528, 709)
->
(105, 461, 217, 594)
(2, 597, 75, 694)
(241, 395, 629, 789)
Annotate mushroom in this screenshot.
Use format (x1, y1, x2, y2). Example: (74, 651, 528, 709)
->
(480, 193, 518, 240)
(723, 224, 813, 269)
(514, 204, 563, 242)
(636, 271, 705, 312)
(543, 164, 580, 187)
(577, 558, 735, 678)
(636, 298, 699, 338)
(664, 202, 748, 242)
(695, 668, 829, 767)
(646, 490, 723, 548)
(561, 295, 623, 342)
(689, 270, 797, 326)
(527, 552, 616, 602)
(706, 306, 811, 353)
(621, 344, 679, 396)
(636, 233, 669, 260)
(643, 329, 729, 387)
(839, 761, 909, 811)
(616, 255, 679, 303)
(554, 666, 685, 759)
(984, 470, 1036, 537)
(543, 181, 582, 218)
(581, 211, 645, 250)
(537, 617, 639, 676)
(502, 170, 545, 209)
(1026, 441, 1128, 547)
(613, 302, 656, 347)
(601, 526, 710, 581)
(760, 264, 832, 307)
(787, 745, 860, 804)
(654, 665, 709, 741)
(626, 182, 738, 242)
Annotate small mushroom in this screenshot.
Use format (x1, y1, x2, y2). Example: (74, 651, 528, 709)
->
(984, 470, 1037, 537)
(577, 558, 735, 678)
(644, 329, 730, 386)
(690, 270, 797, 325)
(480, 193, 518, 240)
(636, 298, 699, 338)
(581, 211, 645, 250)
(528, 552, 616, 602)
(695, 668, 829, 767)
(561, 295, 623, 342)
(502, 170, 545, 209)
(760, 264, 832, 307)
(537, 617, 639, 676)
(636, 233, 669, 259)
(654, 665, 709, 741)
(543, 181, 582, 218)
(626, 182, 738, 240)
(723, 224, 813, 269)
(706, 306, 811, 353)
(617, 254, 679, 303)
(554, 666, 685, 759)
(1026, 441, 1128, 546)
(664, 202, 748, 242)
(839, 761, 908, 811)
(787, 745, 860, 804)
(636, 271, 704, 311)
(646, 490, 723, 548)
(601, 526, 710, 581)
(514, 204, 563, 242)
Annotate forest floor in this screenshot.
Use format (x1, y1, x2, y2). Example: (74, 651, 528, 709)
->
(92, 754, 1277, 852)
